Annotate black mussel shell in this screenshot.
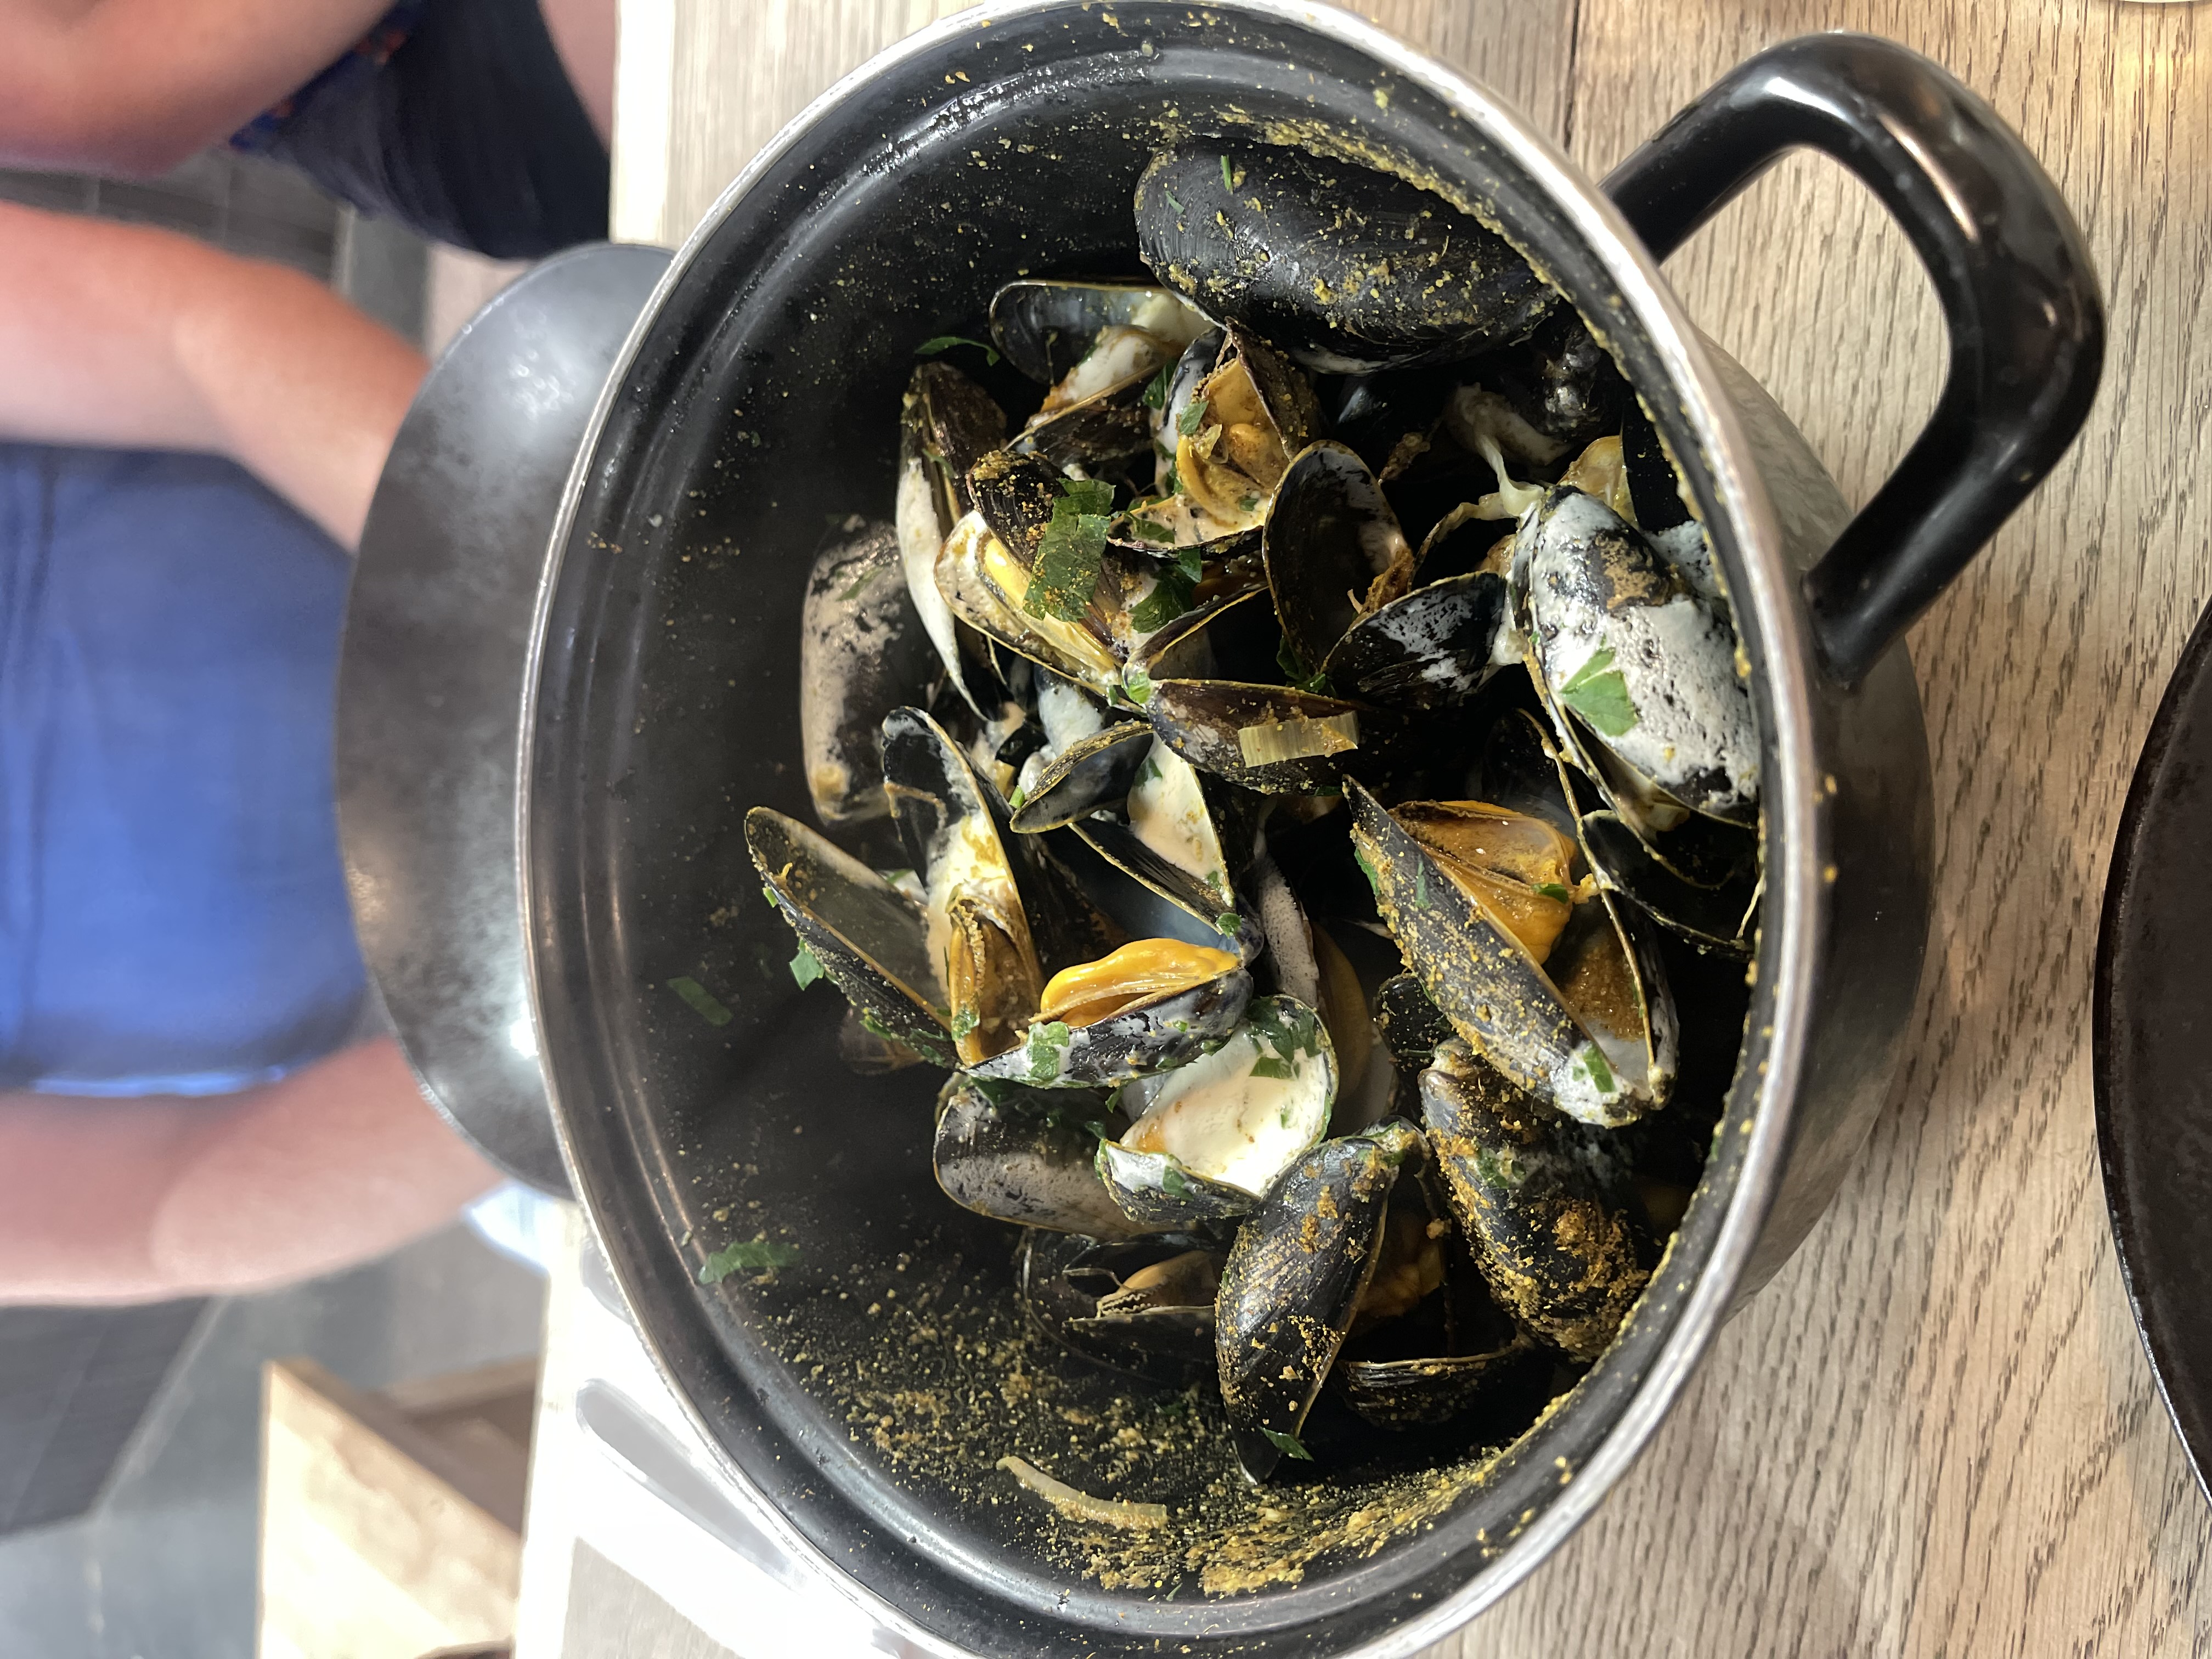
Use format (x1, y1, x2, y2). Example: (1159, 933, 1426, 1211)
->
(906, 362, 1009, 506)
(964, 968, 1252, 1090)
(1622, 407, 1692, 532)
(934, 1076, 1160, 1238)
(1336, 1336, 1553, 1430)
(1127, 582, 1280, 686)
(1215, 1120, 1423, 1480)
(1329, 364, 1458, 475)
(1009, 721, 1154, 833)
(745, 807, 952, 1065)
(1414, 501, 1516, 583)
(798, 520, 935, 826)
(1374, 973, 1453, 1066)
(1146, 680, 1397, 795)
(1016, 1231, 1221, 1389)
(966, 448, 1067, 569)
(1013, 374, 1154, 472)
(1323, 569, 1510, 712)
(1135, 142, 1557, 374)
(989, 279, 1200, 388)
(1579, 809, 1758, 954)
(1264, 441, 1418, 676)
(1418, 1041, 1645, 1362)
(1470, 309, 1630, 449)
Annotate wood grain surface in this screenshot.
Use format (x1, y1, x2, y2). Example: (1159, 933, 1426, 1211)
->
(608, 3, 2212, 1652)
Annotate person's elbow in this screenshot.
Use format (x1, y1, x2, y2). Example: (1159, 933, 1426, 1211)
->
(0, 74, 212, 178)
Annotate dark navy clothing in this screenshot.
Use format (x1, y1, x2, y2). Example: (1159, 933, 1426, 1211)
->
(0, 445, 366, 1096)
(233, 0, 609, 259)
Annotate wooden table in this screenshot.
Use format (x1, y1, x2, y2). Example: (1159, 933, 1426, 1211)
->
(606, 2, 2212, 1650)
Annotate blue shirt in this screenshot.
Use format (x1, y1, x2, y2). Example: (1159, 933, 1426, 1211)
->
(0, 445, 367, 1096)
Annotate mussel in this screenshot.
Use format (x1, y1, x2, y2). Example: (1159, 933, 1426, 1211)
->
(1135, 141, 1558, 373)
(797, 520, 936, 826)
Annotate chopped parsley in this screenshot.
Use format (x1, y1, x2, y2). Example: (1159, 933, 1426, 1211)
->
(1008, 785, 1029, 811)
(1136, 754, 1163, 786)
(1125, 514, 1176, 546)
(1177, 397, 1210, 437)
(1556, 646, 1638, 737)
(1175, 544, 1205, 584)
(915, 334, 1001, 366)
(1128, 566, 1197, 633)
(1024, 1020, 1074, 1083)
(1122, 665, 1155, 706)
(1159, 1163, 1191, 1197)
(760, 883, 781, 909)
(1142, 358, 1176, 410)
(1261, 1427, 1313, 1461)
(1219, 155, 1237, 192)
(1249, 1055, 1295, 1081)
(787, 944, 825, 989)
(1414, 860, 1429, 910)
(1353, 847, 1381, 896)
(1024, 477, 1116, 624)
(1216, 911, 1242, 938)
(950, 1007, 979, 1041)
(698, 1236, 801, 1284)
(1577, 1043, 1618, 1096)
(1535, 881, 1572, 901)
(668, 976, 732, 1026)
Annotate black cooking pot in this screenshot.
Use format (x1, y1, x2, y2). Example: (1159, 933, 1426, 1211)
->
(517, 8, 2100, 1653)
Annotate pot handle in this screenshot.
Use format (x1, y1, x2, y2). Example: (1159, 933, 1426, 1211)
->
(1602, 33, 2103, 686)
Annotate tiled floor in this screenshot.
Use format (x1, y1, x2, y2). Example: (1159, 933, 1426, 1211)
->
(0, 1222, 547, 1659)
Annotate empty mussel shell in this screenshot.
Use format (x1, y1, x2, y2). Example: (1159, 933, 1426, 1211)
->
(1096, 996, 1336, 1227)
(1346, 777, 1677, 1126)
(1214, 1119, 1424, 1480)
(798, 520, 935, 826)
(1008, 720, 1154, 832)
(1579, 809, 1759, 954)
(1419, 1040, 1646, 1362)
(989, 279, 1209, 390)
(1335, 1335, 1552, 1430)
(746, 806, 953, 1066)
(896, 363, 1006, 715)
(1015, 1231, 1221, 1389)
(1263, 441, 1418, 676)
(1145, 679, 1396, 795)
(1135, 142, 1558, 374)
(933, 1075, 1160, 1238)
(1514, 486, 1758, 825)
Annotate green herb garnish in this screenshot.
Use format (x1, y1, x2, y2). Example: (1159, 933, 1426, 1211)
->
(1261, 1427, 1313, 1462)
(1137, 754, 1164, 786)
(1126, 514, 1176, 546)
(1249, 1055, 1295, 1081)
(1556, 646, 1638, 737)
(668, 976, 733, 1026)
(950, 1007, 979, 1041)
(1024, 478, 1116, 623)
(1174, 544, 1205, 584)
(698, 1236, 801, 1284)
(1216, 911, 1242, 937)
(1159, 1163, 1191, 1198)
(1008, 785, 1029, 811)
(1353, 847, 1381, 896)
(915, 334, 1001, 366)
(838, 566, 880, 602)
(788, 944, 825, 989)
(1025, 1020, 1074, 1084)
(1177, 397, 1210, 437)
(1577, 1043, 1618, 1096)
(1122, 665, 1155, 706)
(1535, 881, 1572, 901)
(1128, 567, 1197, 633)
(1219, 155, 1237, 192)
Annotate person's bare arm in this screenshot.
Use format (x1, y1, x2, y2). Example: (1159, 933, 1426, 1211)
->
(0, 201, 425, 548)
(0, 0, 388, 174)
(0, 1040, 501, 1305)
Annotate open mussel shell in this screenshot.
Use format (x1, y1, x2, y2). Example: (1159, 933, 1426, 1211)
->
(1215, 1119, 1423, 1481)
(1008, 720, 1154, 832)
(1146, 679, 1396, 795)
(1323, 569, 1512, 712)
(1096, 996, 1336, 1228)
(1514, 485, 1758, 825)
(1135, 141, 1556, 375)
(989, 279, 1208, 389)
(964, 941, 1254, 1091)
(1163, 328, 1323, 539)
(933, 1075, 1161, 1239)
(798, 520, 935, 826)
(1580, 809, 1759, 954)
(1418, 1041, 1646, 1362)
(1126, 582, 1281, 687)
(745, 807, 953, 1066)
(1011, 370, 1155, 472)
(1015, 1231, 1221, 1390)
(935, 510, 1121, 696)
(1346, 777, 1677, 1126)
(896, 363, 1006, 716)
(1263, 441, 1418, 675)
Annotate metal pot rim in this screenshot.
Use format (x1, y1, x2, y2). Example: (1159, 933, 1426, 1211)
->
(520, 3, 1821, 1652)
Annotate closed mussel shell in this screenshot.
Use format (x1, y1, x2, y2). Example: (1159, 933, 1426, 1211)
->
(1134, 142, 1557, 374)
(745, 806, 953, 1066)
(1514, 486, 1758, 825)
(798, 520, 936, 826)
(1323, 569, 1511, 712)
(933, 1075, 1160, 1239)
(1418, 1040, 1645, 1362)
(1215, 1119, 1424, 1480)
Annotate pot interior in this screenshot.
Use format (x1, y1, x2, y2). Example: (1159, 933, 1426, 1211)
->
(527, 6, 1771, 1654)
